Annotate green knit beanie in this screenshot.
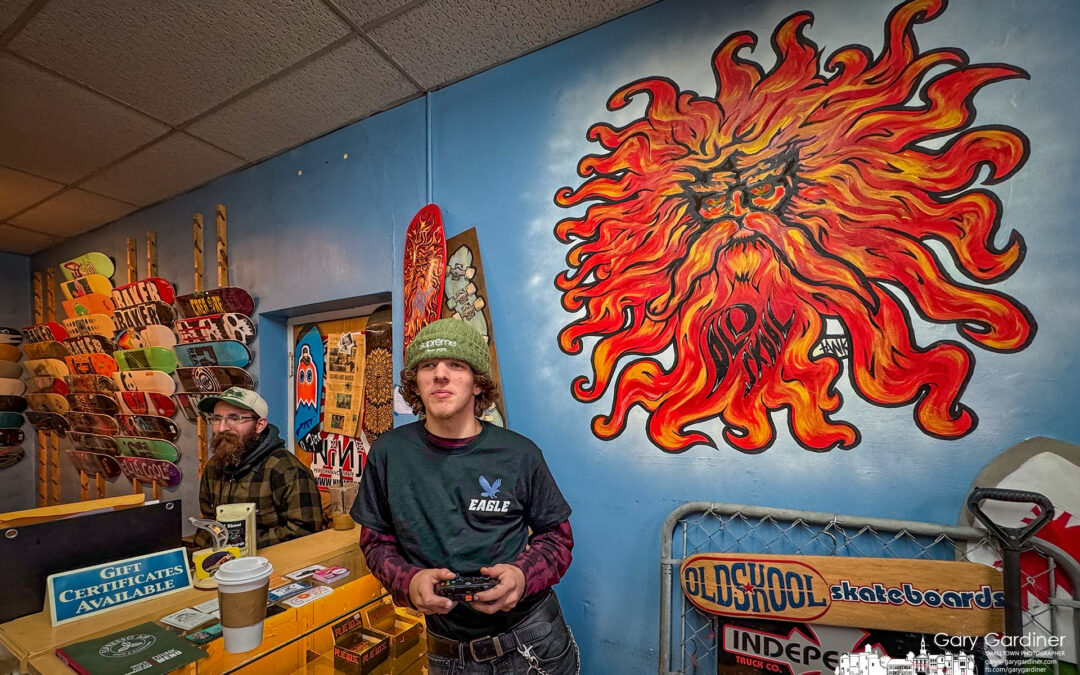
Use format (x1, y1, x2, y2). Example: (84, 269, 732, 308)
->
(405, 318, 490, 375)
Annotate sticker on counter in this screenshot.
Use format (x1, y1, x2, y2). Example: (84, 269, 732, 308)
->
(286, 564, 327, 580)
(281, 585, 334, 608)
(268, 580, 312, 603)
(160, 608, 214, 630)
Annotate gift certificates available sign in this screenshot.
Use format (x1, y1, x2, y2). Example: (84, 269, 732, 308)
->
(47, 547, 192, 625)
(680, 553, 1004, 635)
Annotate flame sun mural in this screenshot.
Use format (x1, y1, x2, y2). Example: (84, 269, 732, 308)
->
(554, 0, 1035, 453)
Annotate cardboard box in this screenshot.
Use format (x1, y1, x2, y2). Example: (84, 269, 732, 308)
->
(362, 599, 424, 664)
(332, 609, 390, 675)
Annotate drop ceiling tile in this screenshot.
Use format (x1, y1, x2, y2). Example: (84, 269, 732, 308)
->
(8, 0, 352, 125)
(8, 189, 136, 237)
(0, 224, 62, 255)
(0, 54, 169, 183)
(187, 36, 418, 162)
(369, 0, 657, 89)
(0, 167, 64, 221)
(0, 0, 36, 34)
(80, 133, 246, 206)
(334, 0, 417, 27)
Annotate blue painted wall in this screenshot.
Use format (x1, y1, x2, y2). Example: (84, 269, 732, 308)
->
(0, 251, 32, 512)
(5, 0, 1079, 671)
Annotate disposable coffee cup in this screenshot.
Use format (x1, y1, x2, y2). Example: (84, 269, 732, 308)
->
(214, 556, 273, 653)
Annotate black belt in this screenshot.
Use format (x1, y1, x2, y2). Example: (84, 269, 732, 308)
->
(426, 593, 561, 663)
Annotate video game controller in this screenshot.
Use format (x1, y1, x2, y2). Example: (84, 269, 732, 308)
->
(435, 575, 498, 602)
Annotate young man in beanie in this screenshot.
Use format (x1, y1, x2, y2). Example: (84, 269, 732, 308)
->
(351, 318, 579, 674)
(196, 387, 323, 549)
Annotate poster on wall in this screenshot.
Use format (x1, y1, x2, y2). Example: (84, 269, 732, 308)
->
(322, 327, 366, 436)
(306, 432, 366, 488)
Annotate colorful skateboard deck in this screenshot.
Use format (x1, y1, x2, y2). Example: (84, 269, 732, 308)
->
(116, 325, 177, 350)
(116, 414, 180, 442)
(25, 393, 67, 413)
(64, 374, 117, 394)
(173, 392, 211, 423)
(0, 412, 25, 428)
(62, 314, 116, 338)
(175, 366, 253, 393)
(0, 378, 28, 396)
(0, 344, 19, 361)
(65, 411, 120, 436)
(67, 449, 121, 478)
(0, 395, 27, 412)
(116, 391, 177, 418)
(65, 393, 119, 415)
(23, 322, 67, 344)
(112, 301, 177, 332)
(61, 252, 115, 281)
(68, 432, 120, 456)
(0, 428, 25, 445)
(64, 334, 117, 356)
(24, 359, 69, 378)
(118, 456, 181, 487)
(111, 278, 176, 308)
(60, 274, 113, 301)
(0, 361, 21, 379)
(294, 326, 323, 442)
(403, 203, 447, 350)
(64, 353, 119, 377)
(175, 287, 255, 319)
(62, 293, 115, 318)
(174, 340, 251, 368)
(0, 327, 23, 345)
(174, 313, 256, 345)
(23, 341, 70, 361)
(363, 305, 393, 444)
(116, 436, 179, 462)
(26, 411, 70, 434)
(113, 370, 176, 395)
(25, 376, 68, 395)
(113, 347, 178, 373)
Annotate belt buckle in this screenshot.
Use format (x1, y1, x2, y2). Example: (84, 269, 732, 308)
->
(468, 635, 502, 662)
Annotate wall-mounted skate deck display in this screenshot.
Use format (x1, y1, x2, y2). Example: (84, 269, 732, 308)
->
(116, 325, 177, 350)
(113, 370, 176, 395)
(22, 340, 70, 361)
(115, 391, 177, 418)
(64, 334, 117, 356)
(62, 294, 115, 321)
(172, 392, 211, 422)
(112, 301, 177, 332)
(23, 322, 67, 343)
(116, 436, 180, 462)
(363, 305, 393, 444)
(0, 428, 25, 445)
(0, 344, 20, 361)
(61, 252, 115, 281)
(25, 393, 67, 413)
(174, 313, 256, 345)
(62, 314, 115, 339)
(68, 432, 120, 456)
(110, 277, 176, 308)
(64, 374, 117, 394)
(0, 412, 25, 428)
(0, 327, 23, 345)
(403, 204, 447, 350)
(25, 376, 69, 395)
(65, 393, 120, 415)
(67, 449, 121, 479)
(0, 395, 27, 412)
(64, 353, 119, 377)
(59, 274, 113, 301)
(175, 366, 253, 392)
(26, 411, 70, 434)
(25, 359, 71, 379)
(174, 287, 255, 319)
(65, 411, 120, 436)
(113, 347, 178, 373)
(0, 361, 21, 379)
(117, 414, 180, 442)
(0, 378, 27, 396)
(118, 456, 181, 487)
(173, 340, 251, 368)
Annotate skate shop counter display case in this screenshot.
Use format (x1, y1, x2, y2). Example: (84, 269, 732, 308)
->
(0, 528, 406, 674)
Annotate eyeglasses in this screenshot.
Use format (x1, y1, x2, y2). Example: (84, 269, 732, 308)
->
(205, 414, 257, 426)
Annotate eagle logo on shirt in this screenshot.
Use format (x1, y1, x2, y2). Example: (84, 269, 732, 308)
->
(479, 475, 501, 498)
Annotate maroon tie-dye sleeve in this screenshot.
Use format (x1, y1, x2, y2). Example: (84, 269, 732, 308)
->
(358, 527, 422, 608)
(512, 520, 574, 598)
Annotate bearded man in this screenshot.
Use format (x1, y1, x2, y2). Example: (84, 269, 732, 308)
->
(195, 387, 323, 549)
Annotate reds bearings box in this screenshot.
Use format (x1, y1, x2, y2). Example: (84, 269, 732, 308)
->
(361, 599, 424, 665)
(332, 610, 390, 675)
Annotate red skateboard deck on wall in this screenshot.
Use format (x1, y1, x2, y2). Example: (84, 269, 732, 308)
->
(115, 391, 177, 417)
(174, 288, 255, 319)
(25, 376, 69, 395)
(173, 313, 256, 345)
(403, 204, 447, 350)
(23, 323, 67, 344)
(111, 277, 176, 308)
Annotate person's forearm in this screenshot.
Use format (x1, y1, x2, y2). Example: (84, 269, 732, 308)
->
(513, 520, 574, 597)
(359, 527, 423, 607)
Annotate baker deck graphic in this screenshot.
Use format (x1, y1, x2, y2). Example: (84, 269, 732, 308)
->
(60, 252, 114, 281)
(113, 347, 178, 374)
(173, 312, 256, 345)
(175, 366, 253, 393)
(116, 414, 180, 442)
(64, 334, 117, 356)
(112, 301, 177, 332)
(115, 391, 177, 417)
(67, 449, 121, 478)
(110, 278, 176, 308)
(23, 323, 67, 343)
(173, 340, 251, 368)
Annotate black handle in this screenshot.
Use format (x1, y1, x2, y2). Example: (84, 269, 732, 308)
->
(967, 487, 1054, 550)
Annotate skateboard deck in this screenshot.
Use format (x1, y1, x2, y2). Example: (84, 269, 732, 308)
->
(62, 314, 116, 338)
(25, 393, 67, 413)
(64, 374, 118, 394)
(24, 359, 70, 378)
(116, 325, 177, 350)
(0, 428, 25, 445)
(62, 293, 115, 319)
(25, 376, 68, 395)
(116, 414, 180, 442)
(0, 412, 25, 428)
(60, 274, 113, 301)
(0, 446, 24, 467)
(363, 305, 393, 444)
(174, 340, 251, 368)
(174, 313, 256, 345)
(26, 411, 70, 434)
(293, 325, 323, 442)
(403, 203, 447, 350)
(176, 366, 253, 392)
(0, 395, 27, 412)
(0, 327, 23, 346)
(116, 436, 180, 462)
(175, 287, 255, 319)
(0, 344, 19, 361)
(65, 411, 120, 436)
(65, 393, 120, 415)
(113, 370, 176, 395)
(23, 322, 68, 344)
(64, 353, 119, 377)
(111, 278, 176, 308)
(67, 449, 121, 478)
(116, 391, 177, 417)
(112, 301, 178, 332)
(0, 378, 28, 396)
(173, 392, 212, 422)
(64, 334, 117, 356)
(23, 341, 70, 361)
(118, 456, 181, 487)
(113, 347, 178, 373)
(0, 361, 21, 379)
(61, 252, 115, 281)
(68, 431, 120, 456)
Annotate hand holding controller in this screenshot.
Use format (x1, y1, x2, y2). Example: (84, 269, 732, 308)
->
(434, 575, 498, 602)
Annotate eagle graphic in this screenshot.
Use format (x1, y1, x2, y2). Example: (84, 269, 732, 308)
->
(479, 475, 501, 499)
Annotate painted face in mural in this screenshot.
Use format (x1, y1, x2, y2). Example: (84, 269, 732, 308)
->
(416, 358, 482, 429)
(555, 0, 1036, 452)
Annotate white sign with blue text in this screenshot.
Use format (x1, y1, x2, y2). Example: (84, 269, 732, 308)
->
(47, 547, 192, 625)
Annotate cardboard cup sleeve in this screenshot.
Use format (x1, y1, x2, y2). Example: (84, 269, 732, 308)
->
(219, 582, 269, 629)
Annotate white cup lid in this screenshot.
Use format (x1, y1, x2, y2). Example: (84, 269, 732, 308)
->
(214, 556, 273, 583)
